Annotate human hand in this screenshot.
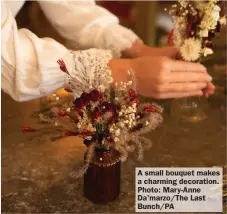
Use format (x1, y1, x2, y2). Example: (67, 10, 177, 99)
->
(124, 40, 215, 97)
(130, 56, 213, 99)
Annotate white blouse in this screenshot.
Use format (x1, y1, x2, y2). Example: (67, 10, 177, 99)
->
(1, 0, 139, 101)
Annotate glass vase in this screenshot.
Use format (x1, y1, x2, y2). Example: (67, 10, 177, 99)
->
(170, 96, 208, 123)
(84, 147, 121, 204)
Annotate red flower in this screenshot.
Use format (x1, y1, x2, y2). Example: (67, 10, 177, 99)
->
(58, 110, 66, 117)
(167, 29, 174, 45)
(99, 102, 117, 124)
(101, 102, 116, 112)
(74, 118, 79, 124)
(21, 125, 36, 133)
(64, 88, 73, 93)
(128, 89, 136, 98)
(81, 93, 90, 106)
(106, 136, 114, 143)
(90, 90, 103, 102)
(93, 111, 102, 121)
(131, 98, 140, 106)
(144, 104, 157, 113)
(104, 111, 115, 124)
(57, 59, 68, 73)
(73, 98, 84, 109)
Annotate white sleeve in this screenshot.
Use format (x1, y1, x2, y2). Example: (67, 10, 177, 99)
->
(38, 0, 140, 58)
(1, 1, 113, 102)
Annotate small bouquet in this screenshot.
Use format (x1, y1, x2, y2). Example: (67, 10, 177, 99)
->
(167, 0, 226, 62)
(23, 59, 163, 176)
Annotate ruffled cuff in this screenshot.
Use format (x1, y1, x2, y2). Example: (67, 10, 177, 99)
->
(94, 24, 141, 58)
(62, 49, 113, 98)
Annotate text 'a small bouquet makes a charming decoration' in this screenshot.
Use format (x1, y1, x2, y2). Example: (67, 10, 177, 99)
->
(23, 59, 163, 204)
(166, 0, 226, 123)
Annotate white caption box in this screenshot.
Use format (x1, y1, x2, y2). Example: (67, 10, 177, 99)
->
(136, 167, 222, 212)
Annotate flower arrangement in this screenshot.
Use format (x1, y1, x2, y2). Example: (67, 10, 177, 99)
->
(167, 0, 226, 62)
(23, 59, 163, 177)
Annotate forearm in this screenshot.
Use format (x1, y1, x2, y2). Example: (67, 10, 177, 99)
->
(121, 40, 146, 58)
(39, 1, 139, 58)
(122, 40, 178, 59)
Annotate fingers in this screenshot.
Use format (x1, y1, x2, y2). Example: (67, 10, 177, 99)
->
(169, 59, 207, 73)
(151, 90, 203, 99)
(204, 82, 215, 97)
(207, 82, 215, 90)
(154, 82, 207, 93)
(167, 71, 212, 83)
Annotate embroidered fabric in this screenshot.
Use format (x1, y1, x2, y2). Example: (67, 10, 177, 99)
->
(65, 49, 114, 98)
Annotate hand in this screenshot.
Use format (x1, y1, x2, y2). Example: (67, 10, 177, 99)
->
(123, 40, 215, 97)
(204, 82, 215, 97)
(109, 56, 213, 99)
(136, 44, 215, 97)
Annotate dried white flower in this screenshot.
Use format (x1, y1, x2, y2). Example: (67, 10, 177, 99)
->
(200, 2, 220, 32)
(200, 29, 209, 37)
(85, 136, 92, 140)
(211, 5, 221, 20)
(66, 108, 71, 112)
(127, 81, 133, 86)
(56, 97, 59, 101)
(99, 84, 105, 92)
(77, 124, 81, 129)
(110, 127, 114, 133)
(130, 114, 135, 120)
(179, 0, 189, 8)
(180, 38, 202, 61)
(54, 122, 58, 126)
(173, 17, 186, 47)
(114, 137, 119, 142)
(119, 122, 125, 128)
(115, 129, 120, 136)
(202, 47, 213, 57)
(132, 103, 137, 108)
(219, 16, 226, 25)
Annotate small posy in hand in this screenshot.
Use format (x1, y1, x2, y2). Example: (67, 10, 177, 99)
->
(166, 0, 226, 96)
(167, 0, 226, 62)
